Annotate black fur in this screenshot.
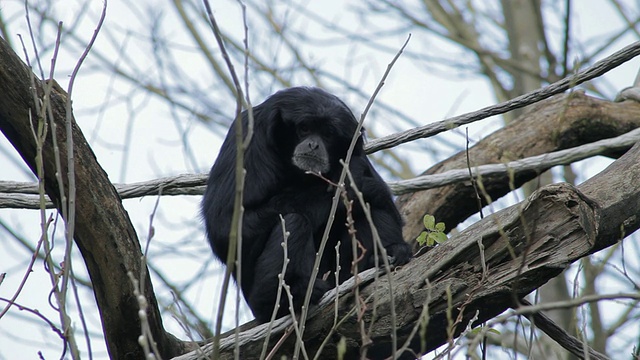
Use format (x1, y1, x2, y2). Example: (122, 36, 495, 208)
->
(202, 87, 412, 323)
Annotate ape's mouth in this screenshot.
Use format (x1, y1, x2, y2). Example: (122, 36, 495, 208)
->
(292, 154, 329, 174)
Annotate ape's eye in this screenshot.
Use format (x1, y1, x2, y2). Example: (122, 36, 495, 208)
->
(298, 124, 311, 136)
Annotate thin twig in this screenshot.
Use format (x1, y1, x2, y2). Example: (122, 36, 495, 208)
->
(295, 34, 411, 357)
(519, 298, 607, 360)
(135, 190, 163, 359)
(468, 294, 640, 360)
(58, 3, 107, 359)
(201, 1, 249, 358)
(236, 3, 253, 358)
(260, 215, 292, 360)
(342, 160, 400, 359)
(0, 215, 51, 319)
(0, 297, 66, 340)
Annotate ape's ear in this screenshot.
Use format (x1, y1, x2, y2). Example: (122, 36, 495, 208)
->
(261, 104, 284, 147)
(242, 102, 282, 147)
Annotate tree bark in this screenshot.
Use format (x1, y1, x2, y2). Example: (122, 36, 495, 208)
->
(0, 37, 188, 359)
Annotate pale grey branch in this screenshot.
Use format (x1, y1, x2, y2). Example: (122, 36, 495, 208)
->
(365, 41, 640, 154)
(388, 127, 640, 194)
(2, 127, 639, 209)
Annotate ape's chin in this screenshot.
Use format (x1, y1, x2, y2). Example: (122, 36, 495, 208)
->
(292, 154, 329, 175)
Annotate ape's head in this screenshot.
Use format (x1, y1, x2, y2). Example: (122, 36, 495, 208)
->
(209, 86, 366, 206)
(262, 87, 363, 177)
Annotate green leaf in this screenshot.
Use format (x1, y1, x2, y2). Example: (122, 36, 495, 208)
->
(427, 232, 439, 246)
(337, 336, 347, 360)
(416, 231, 428, 245)
(433, 232, 448, 244)
(423, 214, 435, 230)
(435, 222, 446, 232)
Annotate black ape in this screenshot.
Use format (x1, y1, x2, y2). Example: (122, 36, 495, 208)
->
(202, 87, 412, 323)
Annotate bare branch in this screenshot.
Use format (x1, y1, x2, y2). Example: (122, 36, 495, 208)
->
(389, 126, 640, 195)
(3, 123, 639, 209)
(365, 41, 640, 153)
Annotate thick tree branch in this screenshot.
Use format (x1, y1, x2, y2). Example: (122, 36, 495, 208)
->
(0, 37, 188, 359)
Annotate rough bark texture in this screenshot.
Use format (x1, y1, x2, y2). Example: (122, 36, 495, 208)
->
(397, 92, 640, 246)
(0, 37, 188, 359)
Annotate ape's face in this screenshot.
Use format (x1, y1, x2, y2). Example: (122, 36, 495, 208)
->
(292, 126, 330, 174)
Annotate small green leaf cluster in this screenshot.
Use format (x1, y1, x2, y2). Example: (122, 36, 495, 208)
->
(416, 214, 448, 246)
